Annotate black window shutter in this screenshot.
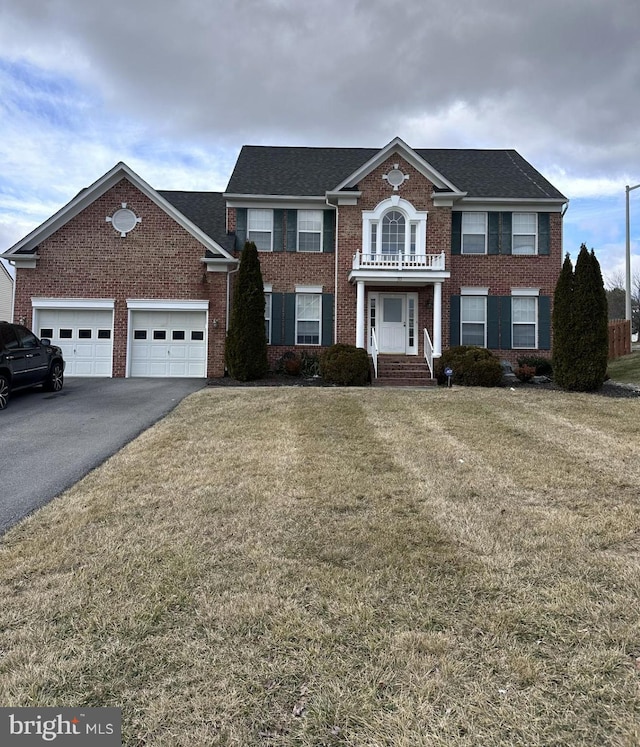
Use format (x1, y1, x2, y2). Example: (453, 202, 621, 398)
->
(286, 210, 297, 252)
(500, 296, 512, 350)
(323, 210, 335, 253)
(270, 293, 283, 345)
(538, 295, 551, 349)
(488, 213, 500, 255)
(235, 208, 247, 251)
(450, 295, 460, 346)
(321, 294, 334, 345)
(284, 293, 296, 345)
(500, 212, 512, 255)
(538, 213, 550, 255)
(451, 213, 462, 255)
(487, 296, 500, 348)
(273, 209, 284, 252)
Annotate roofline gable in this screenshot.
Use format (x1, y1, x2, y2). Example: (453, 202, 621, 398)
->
(3, 162, 234, 260)
(332, 136, 461, 193)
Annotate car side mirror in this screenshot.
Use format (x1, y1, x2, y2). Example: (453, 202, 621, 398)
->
(40, 338, 51, 346)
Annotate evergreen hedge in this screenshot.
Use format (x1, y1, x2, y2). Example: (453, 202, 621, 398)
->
(224, 242, 269, 381)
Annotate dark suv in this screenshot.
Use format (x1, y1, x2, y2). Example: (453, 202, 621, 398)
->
(0, 321, 65, 410)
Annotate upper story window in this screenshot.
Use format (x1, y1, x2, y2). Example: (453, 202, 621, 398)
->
(297, 210, 323, 252)
(364, 198, 426, 258)
(512, 213, 537, 255)
(381, 211, 406, 254)
(462, 213, 487, 254)
(248, 209, 273, 252)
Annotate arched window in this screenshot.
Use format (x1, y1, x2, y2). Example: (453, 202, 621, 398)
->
(381, 211, 405, 254)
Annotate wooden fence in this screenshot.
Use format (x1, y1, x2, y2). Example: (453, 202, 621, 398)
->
(608, 319, 631, 360)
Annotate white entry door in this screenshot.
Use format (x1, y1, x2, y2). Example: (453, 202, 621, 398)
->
(379, 295, 406, 353)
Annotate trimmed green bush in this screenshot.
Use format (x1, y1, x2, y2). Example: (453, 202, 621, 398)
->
(516, 355, 553, 377)
(434, 346, 503, 387)
(224, 241, 269, 381)
(320, 344, 370, 386)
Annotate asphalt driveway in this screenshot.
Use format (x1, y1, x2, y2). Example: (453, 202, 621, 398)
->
(0, 377, 205, 534)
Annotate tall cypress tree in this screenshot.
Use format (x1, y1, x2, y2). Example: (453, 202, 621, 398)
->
(572, 246, 608, 390)
(225, 241, 268, 381)
(553, 245, 609, 391)
(552, 253, 575, 389)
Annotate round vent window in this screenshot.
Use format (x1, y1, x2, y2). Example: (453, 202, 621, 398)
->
(111, 208, 139, 235)
(386, 168, 406, 188)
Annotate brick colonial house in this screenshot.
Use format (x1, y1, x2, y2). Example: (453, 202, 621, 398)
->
(1, 137, 567, 381)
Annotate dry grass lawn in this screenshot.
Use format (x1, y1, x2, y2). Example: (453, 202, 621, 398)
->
(1, 387, 640, 746)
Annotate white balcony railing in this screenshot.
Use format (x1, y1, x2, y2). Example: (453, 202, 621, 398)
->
(353, 251, 446, 271)
(424, 328, 434, 377)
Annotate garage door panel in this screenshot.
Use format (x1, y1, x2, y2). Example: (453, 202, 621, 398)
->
(37, 308, 113, 377)
(129, 309, 207, 378)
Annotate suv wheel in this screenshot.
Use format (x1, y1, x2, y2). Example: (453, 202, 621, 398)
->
(0, 374, 10, 410)
(43, 362, 64, 392)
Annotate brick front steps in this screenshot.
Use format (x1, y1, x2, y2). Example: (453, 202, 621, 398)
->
(373, 355, 437, 387)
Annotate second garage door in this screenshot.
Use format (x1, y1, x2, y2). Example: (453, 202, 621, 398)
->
(36, 308, 114, 376)
(129, 310, 207, 377)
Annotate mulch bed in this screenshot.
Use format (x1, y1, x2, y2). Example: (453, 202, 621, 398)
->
(207, 375, 640, 397)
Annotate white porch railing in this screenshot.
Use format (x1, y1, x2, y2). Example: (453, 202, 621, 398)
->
(371, 327, 379, 378)
(353, 251, 445, 271)
(424, 328, 434, 377)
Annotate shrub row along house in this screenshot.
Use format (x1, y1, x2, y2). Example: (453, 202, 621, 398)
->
(1, 137, 567, 381)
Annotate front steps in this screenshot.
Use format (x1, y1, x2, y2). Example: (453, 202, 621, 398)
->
(373, 355, 437, 387)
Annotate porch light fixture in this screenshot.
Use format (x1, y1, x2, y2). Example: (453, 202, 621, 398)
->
(625, 183, 640, 340)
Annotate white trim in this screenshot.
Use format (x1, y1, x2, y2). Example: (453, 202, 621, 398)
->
(460, 287, 489, 296)
(126, 299, 209, 311)
(511, 287, 540, 296)
(455, 199, 566, 212)
(225, 195, 327, 208)
(362, 196, 428, 258)
(32, 297, 115, 310)
(295, 285, 323, 293)
(263, 283, 273, 292)
(333, 137, 460, 193)
(3, 162, 234, 261)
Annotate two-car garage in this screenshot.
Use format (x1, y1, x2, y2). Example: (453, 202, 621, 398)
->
(32, 299, 209, 378)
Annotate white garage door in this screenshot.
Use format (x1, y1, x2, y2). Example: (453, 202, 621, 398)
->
(37, 309, 114, 376)
(129, 310, 207, 377)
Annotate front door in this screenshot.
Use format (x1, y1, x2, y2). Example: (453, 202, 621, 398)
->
(379, 295, 406, 353)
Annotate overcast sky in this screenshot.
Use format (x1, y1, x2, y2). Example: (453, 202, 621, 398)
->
(1, 0, 639, 281)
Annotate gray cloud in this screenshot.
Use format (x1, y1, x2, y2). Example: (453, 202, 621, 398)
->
(1, 0, 640, 176)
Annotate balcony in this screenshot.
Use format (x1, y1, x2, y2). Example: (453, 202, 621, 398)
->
(352, 251, 446, 271)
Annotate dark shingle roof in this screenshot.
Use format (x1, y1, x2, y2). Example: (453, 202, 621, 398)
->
(225, 145, 566, 200)
(159, 190, 234, 253)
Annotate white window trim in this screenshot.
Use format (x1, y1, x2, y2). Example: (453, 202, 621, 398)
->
(512, 213, 538, 256)
(460, 293, 487, 347)
(362, 196, 427, 256)
(511, 287, 540, 296)
(295, 285, 323, 293)
(248, 208, 273, 252)
(297, 209, 323, 253)
(295, 293, 322, 346)
(460, 286, 489, 296)
(512, 295, 538, 349)
(461, 212, 488, 255)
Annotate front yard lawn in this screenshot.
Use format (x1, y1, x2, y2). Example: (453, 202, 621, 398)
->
(607, 350, 640, 386)
(1, 388, 639, 746)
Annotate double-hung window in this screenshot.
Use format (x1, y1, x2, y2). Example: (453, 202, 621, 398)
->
(248, 209, 273, 252)
(512, 213, 537, 255)
(297, 210, 323, 252)
(512, 297, 537, 348)
(462, 213, 487, 254)
(461, 295, 487, 346)
(296, 294, 321, 345)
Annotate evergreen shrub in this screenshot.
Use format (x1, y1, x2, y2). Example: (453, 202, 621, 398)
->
(434, 346, 503, 387)
(319, 344, 370, 386)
